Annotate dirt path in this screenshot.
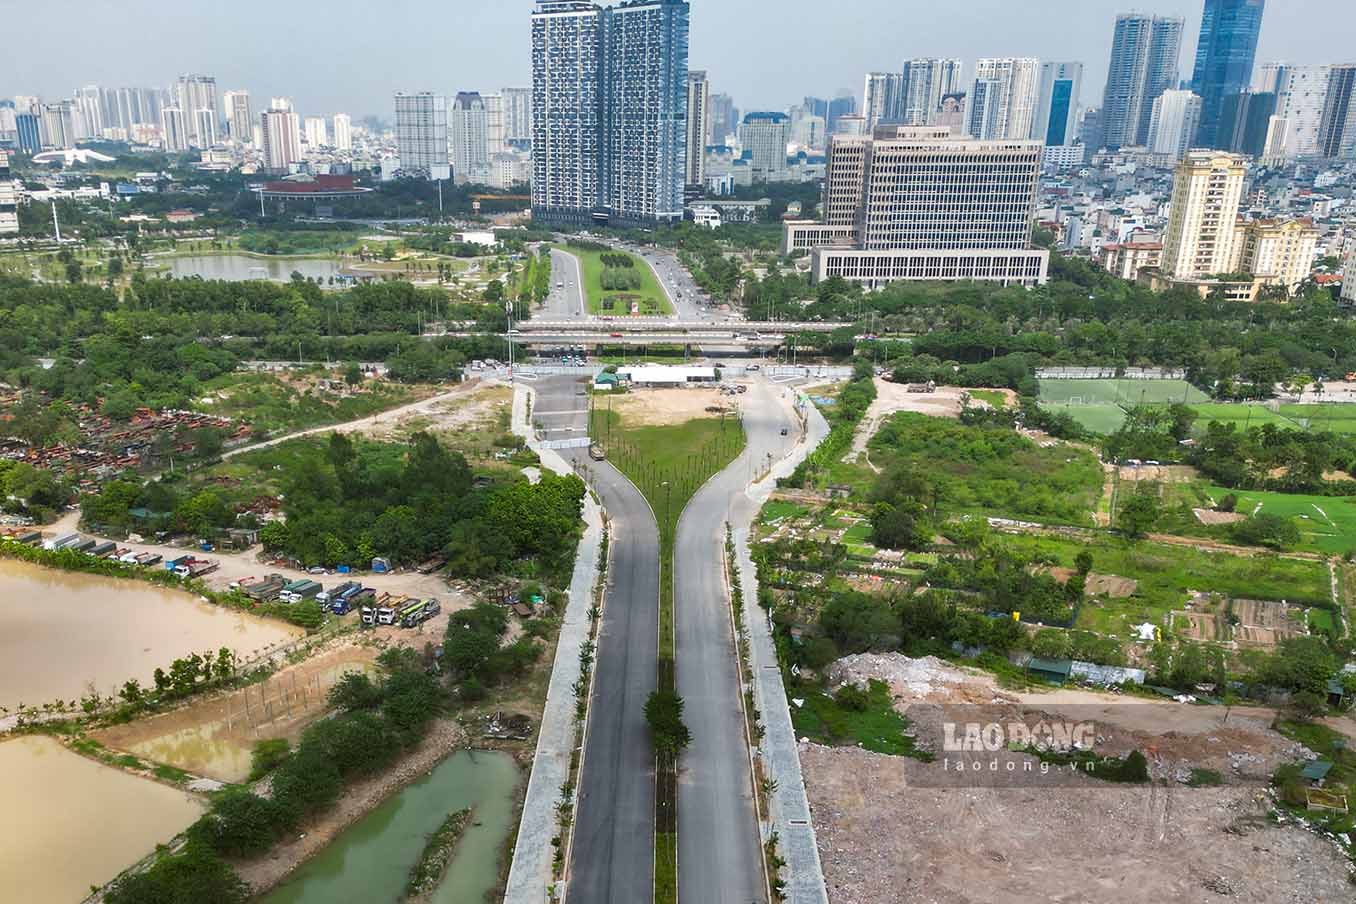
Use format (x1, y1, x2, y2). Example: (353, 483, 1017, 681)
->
(223, 378, 496, 460)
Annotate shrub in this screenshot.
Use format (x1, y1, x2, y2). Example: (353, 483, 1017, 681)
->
(188, 789, 287, 857)
(247, 738, 291, 781)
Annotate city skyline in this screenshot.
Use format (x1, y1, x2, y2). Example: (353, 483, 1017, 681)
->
(5, 1, 1354, 120)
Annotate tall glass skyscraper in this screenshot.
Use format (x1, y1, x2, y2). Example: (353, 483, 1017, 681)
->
(531, 0, 689, 228)
(1191, 0, 1266, 148)
(1101, 14, 1183, 150)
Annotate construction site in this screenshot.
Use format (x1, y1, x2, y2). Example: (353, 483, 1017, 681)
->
(801, 653, 1356, 904)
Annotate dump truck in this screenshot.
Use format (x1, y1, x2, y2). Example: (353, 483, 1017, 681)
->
(242, 574, 287, 602)
(398, 599, 427, 628)
(317, 581, 358, 606)
(329, 584, 368, 616)
(280, 579, 322, 603)
(48, 533, 81, 550)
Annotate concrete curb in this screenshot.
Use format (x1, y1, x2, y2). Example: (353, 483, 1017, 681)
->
(733, 396, 832, 904)
(504, 384, 603, 904)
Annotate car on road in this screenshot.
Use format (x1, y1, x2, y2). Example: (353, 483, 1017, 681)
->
(609, 332, 623, 338)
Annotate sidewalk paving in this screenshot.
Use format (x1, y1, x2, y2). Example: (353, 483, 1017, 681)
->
(731, 394, 832, 904)
(504, 384, 602, 904)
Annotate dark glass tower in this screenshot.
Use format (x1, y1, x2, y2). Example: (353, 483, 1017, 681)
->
(1191, 0, 1266, 148)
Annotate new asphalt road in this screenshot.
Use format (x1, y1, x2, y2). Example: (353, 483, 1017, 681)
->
(673, 378, 799, 904)
(543, 247, 588, 321)
(545, 377, 661, 904)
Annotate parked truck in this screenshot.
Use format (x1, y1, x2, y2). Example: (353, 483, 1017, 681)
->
(280, 580, 323, 604)
(47, 533, 81, 551)
(134, 552, 163, 567)
(329, 584, 368, 616)
(317, 581, 358, 606)
(397, 599, 427, 628)
(242, 574, 287, 602)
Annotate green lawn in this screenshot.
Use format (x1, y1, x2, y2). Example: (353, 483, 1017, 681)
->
(760, 500, 809, 523)
(1203, 486, 1356, 556)
(968, 389, 1009, 409)
(999, 533, 1331, 637)
(563, 245, 673, 316)
(1187, 403, 1299, 432)
(1039, 401, 1129, 435)
(1279, 403, 1356, 435)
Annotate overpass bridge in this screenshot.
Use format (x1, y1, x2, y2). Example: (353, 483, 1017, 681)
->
(514, 319, 852, 334)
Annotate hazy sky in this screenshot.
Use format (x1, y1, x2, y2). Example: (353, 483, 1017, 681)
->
(5, 0, 1353, 120)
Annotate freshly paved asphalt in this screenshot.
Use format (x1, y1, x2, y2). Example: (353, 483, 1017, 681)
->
(544, 247, 588, 321)
(673, 378, 796, 904)
(543, 370, 660, 904)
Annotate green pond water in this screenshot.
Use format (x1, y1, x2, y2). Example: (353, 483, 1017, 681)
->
(261, 749, 520, 904)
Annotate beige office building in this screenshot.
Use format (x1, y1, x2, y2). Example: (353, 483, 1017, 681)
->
(1160, 151, 1247, 281)
(1234, 218, 1318, 294)
(783, 125, 1048, 287)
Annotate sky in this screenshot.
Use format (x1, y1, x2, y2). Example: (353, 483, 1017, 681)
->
(5, 0, 1354, 120)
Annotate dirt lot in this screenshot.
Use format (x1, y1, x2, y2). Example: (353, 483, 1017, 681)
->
(608, 386, 732, 426)
(803, 743, 1352, 904)
(1195, 508, 1248, 525)
(806, 654, 1353, 903)
(358, 382, 513, 443)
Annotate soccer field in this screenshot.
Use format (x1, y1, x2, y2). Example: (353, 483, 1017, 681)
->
(1038, 379, 1209, 406)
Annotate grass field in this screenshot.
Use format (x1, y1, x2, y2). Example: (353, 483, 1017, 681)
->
(1185, 403, 1297, 432)
(564, 245, 672, 317)
(1038, 401, 1130, 435)
(1037, 380, 1209, 436)
(789, 679, 931, 758)
(1203, 486, 1356, 556)
(999, 533, 1332, 637)
(1038, 379, 1210, 406)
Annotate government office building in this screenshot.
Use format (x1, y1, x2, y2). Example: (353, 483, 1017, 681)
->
(783, 125, 1048, 288)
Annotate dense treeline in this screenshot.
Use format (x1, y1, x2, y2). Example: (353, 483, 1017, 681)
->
(0, 275, 506, 414)
(748, 254, 1356, 397)
(1104, 406, 1356, 493)
(256, 432, 585, 579)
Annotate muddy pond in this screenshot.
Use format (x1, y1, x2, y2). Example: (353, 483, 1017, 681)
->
(0, 558, 302, 710)
(0, 735, 204, 904)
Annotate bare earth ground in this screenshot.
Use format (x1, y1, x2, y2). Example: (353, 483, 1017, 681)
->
(235, 717, 468, 896)
(606, 385, 732, 426)
(357, 382, 513, 443)
(803, 744, 1352, 904)
(805, 654, 1354, 903)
